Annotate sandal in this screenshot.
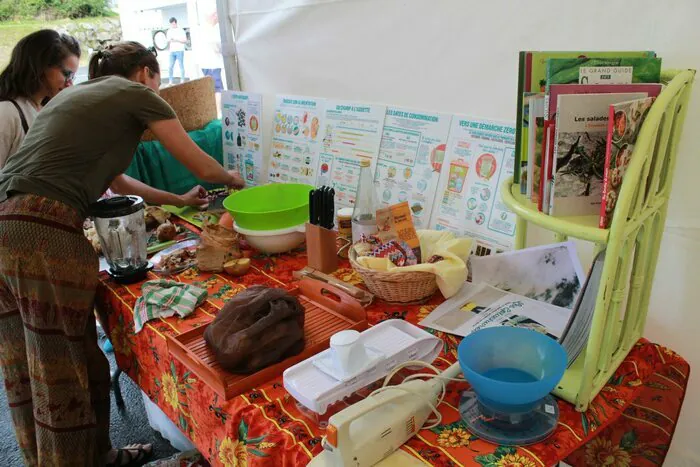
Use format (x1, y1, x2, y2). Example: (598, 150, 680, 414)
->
(106, 443, 153, 467)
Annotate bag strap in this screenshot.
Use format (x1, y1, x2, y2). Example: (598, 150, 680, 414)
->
(2, 99, 29, 134)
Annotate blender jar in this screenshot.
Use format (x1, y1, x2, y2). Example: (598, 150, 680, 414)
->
(90, 196, 148, 279)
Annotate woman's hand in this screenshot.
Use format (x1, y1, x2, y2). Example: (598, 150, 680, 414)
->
(227, 171, 245, 189)
(178, 185, 209, 209)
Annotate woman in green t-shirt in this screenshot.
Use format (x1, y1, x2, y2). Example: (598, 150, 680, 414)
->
(0, 41, 244, 467)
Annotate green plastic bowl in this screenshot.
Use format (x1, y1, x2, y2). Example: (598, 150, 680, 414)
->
(223, 183, 313, 231)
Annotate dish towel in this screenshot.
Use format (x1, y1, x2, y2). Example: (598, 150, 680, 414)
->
(134, 280, 208, 333)
(355, 230, 473, 298)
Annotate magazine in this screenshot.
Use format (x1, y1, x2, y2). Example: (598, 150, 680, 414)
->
(470, 241, 585, 309)
(600, 97, 656, 228)
(418, 281, 572, 339)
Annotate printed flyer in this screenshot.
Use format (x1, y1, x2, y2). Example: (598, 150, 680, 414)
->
(374, 107, 452, 229)
(315, 100, 387, 207)
(221, 91, 263, 186)
(269, 95, 326, 185)
(430, 117, 517, 253)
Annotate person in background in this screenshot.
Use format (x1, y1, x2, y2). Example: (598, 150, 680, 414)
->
(0, 41, 244, 467)
(0, 29, 80, 167)
(199, 10, 224, 94)
(167, 17, 188, 84)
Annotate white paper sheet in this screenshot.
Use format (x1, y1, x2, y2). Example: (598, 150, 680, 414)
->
(419, 282, 571, 339)
(315, 100, 387, 207)
(430, 116, 517, 253)
(269, 95, 326, 185)
(374, 107, 452, 229)
(222, 91, 264, 186)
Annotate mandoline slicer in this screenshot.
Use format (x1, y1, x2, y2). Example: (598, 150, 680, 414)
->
(283, 319, 442, 415)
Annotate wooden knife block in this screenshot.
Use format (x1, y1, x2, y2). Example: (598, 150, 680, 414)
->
(306, 223, 338, 274)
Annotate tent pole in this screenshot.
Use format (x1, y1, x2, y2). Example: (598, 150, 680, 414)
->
(216, 0, 241, 91)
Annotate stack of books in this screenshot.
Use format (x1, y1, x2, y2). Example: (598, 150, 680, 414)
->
(514, 52, 663, 228)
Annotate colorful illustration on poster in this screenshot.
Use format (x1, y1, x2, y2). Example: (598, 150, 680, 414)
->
(269, 95, 326, 185)
(221, 91, 263, 186)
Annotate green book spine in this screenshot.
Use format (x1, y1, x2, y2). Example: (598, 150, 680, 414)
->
(514, 51, 527, 184)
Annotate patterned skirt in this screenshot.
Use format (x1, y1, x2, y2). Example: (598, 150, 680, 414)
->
(0, 194, 110, 466)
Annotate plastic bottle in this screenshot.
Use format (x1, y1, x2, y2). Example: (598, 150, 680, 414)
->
(351, 159, 378, 243)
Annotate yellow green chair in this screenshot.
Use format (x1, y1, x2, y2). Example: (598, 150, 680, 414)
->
(501, 69, 696, 411)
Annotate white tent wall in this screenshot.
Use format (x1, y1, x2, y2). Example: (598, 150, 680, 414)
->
(222, 0, 700, 464)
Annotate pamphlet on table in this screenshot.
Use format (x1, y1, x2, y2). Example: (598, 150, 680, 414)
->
(315, 100, 386, 208)
(374, 107, 452, 228)
(418, 281, 572, 339)
(269, 95, 326, 186)
(221, 91, 263, 186)
(430, 116, 517, 253)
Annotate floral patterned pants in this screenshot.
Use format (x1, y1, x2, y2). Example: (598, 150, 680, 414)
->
(0, 194, 110, 466)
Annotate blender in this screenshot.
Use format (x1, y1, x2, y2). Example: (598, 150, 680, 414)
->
(90, 196, 152, 283)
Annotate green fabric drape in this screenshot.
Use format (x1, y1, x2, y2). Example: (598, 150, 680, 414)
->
(125, 120, 223, 195)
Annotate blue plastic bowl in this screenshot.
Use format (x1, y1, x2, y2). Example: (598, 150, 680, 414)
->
(457, 327, 567, 411)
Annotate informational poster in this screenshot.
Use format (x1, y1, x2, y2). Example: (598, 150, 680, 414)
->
(221, 91, 264, 186)
(269, 95, 325, 185)
(374, 107, 452, 229)
(430, 117, 517, 253)
(315, 100, 387, 207)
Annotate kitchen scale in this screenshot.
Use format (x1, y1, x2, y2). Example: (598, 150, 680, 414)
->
(459, 390, 559, 446)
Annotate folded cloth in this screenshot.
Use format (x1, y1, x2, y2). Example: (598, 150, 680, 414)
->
(134, 280, 208, 333)
(355, 230, 473, 298)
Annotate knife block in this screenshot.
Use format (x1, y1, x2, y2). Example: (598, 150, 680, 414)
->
(306, 223, 339, 274)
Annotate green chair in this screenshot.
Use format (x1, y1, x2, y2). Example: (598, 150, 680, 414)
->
(501, 70, 696, 411)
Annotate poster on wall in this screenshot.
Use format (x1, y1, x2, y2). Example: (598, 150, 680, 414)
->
(268, 95, 326, 185)
(221, 91, 264, 186)
(315, 100, 387, 207)
(374, 107, 452, 229)
(430, 116, 517, 253)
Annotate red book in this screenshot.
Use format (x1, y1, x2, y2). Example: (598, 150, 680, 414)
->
(599, 97, 656, 228)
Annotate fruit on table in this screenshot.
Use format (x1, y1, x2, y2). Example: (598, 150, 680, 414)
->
(219, 212, 234, 230)
(223, 258, 251, 276)
(156, 222, 178, 242)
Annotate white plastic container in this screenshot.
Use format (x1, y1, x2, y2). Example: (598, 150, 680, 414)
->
(141, 391, 195, 452)
(233, 222, 306, 254)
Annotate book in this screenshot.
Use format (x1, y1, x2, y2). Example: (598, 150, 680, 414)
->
(546, 56, 662, 88)
(538, 120, 552, 212)
(559, 248, 606, 366)
(544, 121, 556, 214)
(514, 51, 656, 183)
(526, 94, 545, 200)
(549, 92, 650, 217)
(546, 83, 662, 122)
(600, 97, 656, 228)
(520, 93, 536, 194)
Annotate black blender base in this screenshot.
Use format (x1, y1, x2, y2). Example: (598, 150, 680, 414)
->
(459, 390, 559, 446)
(108, 263, 153, 284)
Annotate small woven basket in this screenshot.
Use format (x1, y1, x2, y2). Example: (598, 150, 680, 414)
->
(349, 248, 438, 304)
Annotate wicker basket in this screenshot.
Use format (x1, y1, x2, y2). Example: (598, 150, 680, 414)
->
(349, 247, 438, 304)
(142, 76, 217, 141)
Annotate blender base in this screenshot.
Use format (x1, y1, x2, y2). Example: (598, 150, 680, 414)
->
(108, 262, 153, 284)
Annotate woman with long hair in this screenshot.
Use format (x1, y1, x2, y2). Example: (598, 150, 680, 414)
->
(0, 41, 244, 466)
(0, 29, 81, 167)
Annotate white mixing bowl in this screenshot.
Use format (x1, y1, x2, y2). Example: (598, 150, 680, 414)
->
(233, 222, 306, 254)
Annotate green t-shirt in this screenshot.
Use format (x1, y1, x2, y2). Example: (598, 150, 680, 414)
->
(0, 76, 176, 216)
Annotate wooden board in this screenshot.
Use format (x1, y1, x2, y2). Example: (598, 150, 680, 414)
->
(167, 279, 367, 399)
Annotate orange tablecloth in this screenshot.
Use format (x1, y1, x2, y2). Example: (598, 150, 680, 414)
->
(96, 251, 689, 467)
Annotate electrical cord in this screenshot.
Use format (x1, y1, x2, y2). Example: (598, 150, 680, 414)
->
(367, 360, 465, 430)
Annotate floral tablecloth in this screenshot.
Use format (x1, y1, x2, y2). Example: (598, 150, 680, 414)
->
(96, 251, 689, 467)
